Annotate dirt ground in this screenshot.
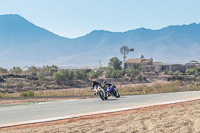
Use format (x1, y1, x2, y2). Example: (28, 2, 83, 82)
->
(1, 100, 200, 133)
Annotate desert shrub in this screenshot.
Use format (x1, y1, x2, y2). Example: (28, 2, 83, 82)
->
(47, 85, 60, 89)
(28, 66, 38, 74)
(126, 66, 141, 78)
(168, 71, 173, 75)
(19, 90, 35, 97)
(0, 76, 5, 82)
(136, 75, 143, 82)
(27, 73, 38, 80)
(186, 69, 193, 75)
(37, 73, 46, 81)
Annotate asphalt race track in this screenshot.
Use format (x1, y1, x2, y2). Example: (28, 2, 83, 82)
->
(1, 91, 200, 126)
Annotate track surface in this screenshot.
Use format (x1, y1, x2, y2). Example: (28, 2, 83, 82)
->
(1, 91, 200, 126)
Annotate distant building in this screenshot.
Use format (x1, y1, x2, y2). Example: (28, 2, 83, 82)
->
(124, 56, 200, 73)
(124, 57, 153, 69)
(169, 64, 185, 72)
(184, 61, 200, 70)
(153, 62, 169, 73)
(188, 60, 199, 64)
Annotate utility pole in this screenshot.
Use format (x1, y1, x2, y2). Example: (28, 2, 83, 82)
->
(99, 59, 102, 68)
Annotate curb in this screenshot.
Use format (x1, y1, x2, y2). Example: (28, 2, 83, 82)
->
(1, 97, 200, 128)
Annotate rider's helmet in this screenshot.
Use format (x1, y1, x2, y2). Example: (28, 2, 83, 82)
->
(92, 79, 97, 82)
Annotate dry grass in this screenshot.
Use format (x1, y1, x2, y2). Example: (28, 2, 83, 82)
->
(118, 81, 200, 95)
(1, 81, 200, 98)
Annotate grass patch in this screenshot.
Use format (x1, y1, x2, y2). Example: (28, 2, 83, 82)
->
(19, 90, 35, 97)
(0, 92, 10, 98)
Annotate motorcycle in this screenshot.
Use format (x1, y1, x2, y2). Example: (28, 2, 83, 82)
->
(91, 80, 108, 100)
(106, 84, 120, 98)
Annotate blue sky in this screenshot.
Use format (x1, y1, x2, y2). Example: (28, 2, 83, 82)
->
(0, 0, 200, 38)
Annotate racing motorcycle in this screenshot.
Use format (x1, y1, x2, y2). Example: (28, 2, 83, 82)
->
(91, 80, 108, 100)
(105, 84, 120, 98)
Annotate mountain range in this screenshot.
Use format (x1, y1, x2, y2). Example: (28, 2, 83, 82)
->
(1, 14, 200, 68)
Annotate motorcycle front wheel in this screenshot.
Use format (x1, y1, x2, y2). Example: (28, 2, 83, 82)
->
(99, 91, 105, 100)
(113, 89, 120, 98)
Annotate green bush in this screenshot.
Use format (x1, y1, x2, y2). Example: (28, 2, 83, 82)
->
(19, 91, 35, 97)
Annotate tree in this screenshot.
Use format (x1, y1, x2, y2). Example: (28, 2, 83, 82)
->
(140, 55, 144, 59)
(49, 67, 59, 76)
(74, 70, 87, 79)
(105, 67, 123, 78)
(108, 57, 122, 70)
(89, 70, 103, 79)
(89, 71, 99, 79)
(11, 67, 22, 75)
(68, 71, 74, 80)
(53, 69, 69, 80)
(0, 67, 7, 74)
(28, 66, 38, 74)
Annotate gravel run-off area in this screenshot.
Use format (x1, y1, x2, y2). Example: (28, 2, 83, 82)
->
(1, 100, 200, 133)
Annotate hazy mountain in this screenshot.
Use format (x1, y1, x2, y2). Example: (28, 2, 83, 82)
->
(1, 14, 200, 68)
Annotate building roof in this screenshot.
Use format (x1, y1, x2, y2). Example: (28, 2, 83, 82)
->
(125, 58, 153, 65)
(169, 64, 183, 66)
(153, 62, 167, 65)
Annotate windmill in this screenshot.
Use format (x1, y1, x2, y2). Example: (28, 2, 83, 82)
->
(120, 46, 134, 66)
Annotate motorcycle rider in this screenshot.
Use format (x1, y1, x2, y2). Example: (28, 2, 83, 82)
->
(91, 79, 102, 95)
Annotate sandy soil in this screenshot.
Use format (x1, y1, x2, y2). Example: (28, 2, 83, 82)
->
(1, 100, 200, 133)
